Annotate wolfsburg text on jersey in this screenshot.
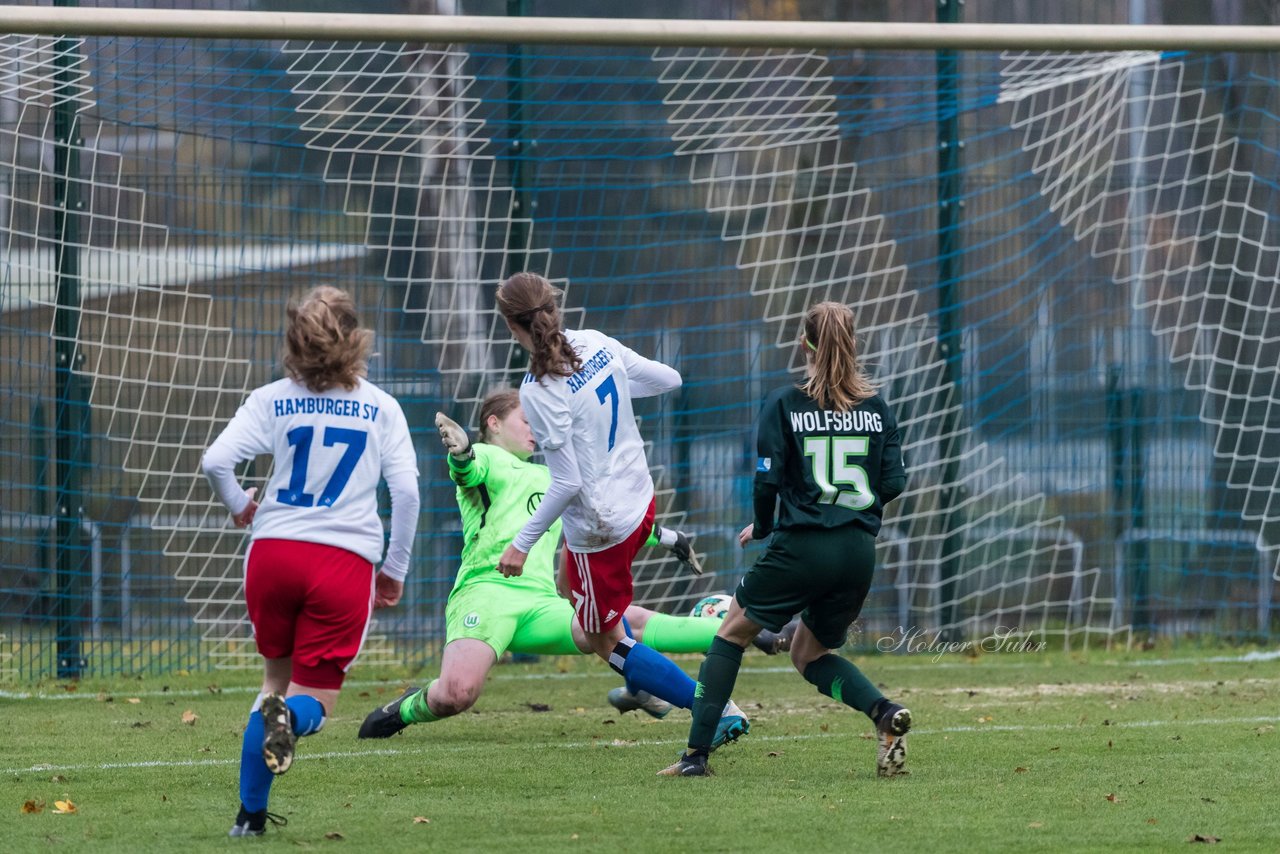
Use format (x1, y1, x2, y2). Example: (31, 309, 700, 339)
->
(789, 409, 882, 433)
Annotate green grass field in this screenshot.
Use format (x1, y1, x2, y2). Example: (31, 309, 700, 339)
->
(4, 644, 1278, 853)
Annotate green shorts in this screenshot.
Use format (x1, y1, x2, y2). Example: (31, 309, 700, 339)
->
(444, 580, 582, 657)
(736, 526, 877, 650)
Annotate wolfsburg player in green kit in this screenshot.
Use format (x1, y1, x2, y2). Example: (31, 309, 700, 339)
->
(359, 389, 771, 737)
(661, 301, 911, 779)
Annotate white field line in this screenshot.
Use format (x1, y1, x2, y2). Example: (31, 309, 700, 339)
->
(2, 648, 1278, 701)
(4, 713, 1278, 776)
(931, 677, 1280, 699)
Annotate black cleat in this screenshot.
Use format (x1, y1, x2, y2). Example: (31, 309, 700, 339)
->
(751, 618, 799, 655)
(228, 804, 287, 837)
(358, 685, 420, 739)
(657, 751, 711, 777)
(875, 702, 912, 778)
(260, 693, 295, 775)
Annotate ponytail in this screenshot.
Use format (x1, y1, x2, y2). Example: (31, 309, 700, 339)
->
(496, 272, 583, 380)
(798, 301, 877, 410)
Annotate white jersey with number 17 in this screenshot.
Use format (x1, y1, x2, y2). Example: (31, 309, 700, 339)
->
(517, 328, 681, 553)
(202, 377, 418, 568)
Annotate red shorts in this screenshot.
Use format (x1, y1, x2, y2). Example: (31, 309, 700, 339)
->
(245, 538, 375, 690)
(564, 498, 655, 633)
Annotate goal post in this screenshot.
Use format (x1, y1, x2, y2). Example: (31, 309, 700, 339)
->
(1, 9, 1277, 678)
(3, 7, 1280, 50)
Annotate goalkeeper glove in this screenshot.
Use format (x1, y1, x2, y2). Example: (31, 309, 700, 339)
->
(435, 411, 473, 460)
(656, 525, 704, 576)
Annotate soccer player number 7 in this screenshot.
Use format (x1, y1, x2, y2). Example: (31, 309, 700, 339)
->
(596, 374, 619, 451)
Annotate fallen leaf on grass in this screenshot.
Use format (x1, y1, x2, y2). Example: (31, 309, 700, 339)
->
(21, 799, 44, 814)
(52, 799, 77, 814)
(324, 831, 345, 840)
(413, 816, 430, 824)
(1147, 818, 1158, 825)
(1105, 793, 1120, 803)
(1187, 834, 1221, 844)
(819, 723, 829, 733)
(181, 710, 199, 725)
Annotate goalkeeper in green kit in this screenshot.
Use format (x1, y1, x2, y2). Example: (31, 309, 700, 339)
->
(359, 389, 787, 738)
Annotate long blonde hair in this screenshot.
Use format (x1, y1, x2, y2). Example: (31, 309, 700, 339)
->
(798, 301, 877, 410)
(282, 286, 373, 393)
(495, 272, 583, 380)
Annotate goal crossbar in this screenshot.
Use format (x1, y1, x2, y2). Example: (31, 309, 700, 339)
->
(1, 6, 1279, 51)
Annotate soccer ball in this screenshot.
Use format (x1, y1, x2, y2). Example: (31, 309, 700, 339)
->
(689, 593, 733, 620)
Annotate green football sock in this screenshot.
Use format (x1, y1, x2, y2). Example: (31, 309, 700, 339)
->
(802, 654, 884, 716)
(688, 637, 745, 751)
(640, 612, 721, 654)
(399, 680, 441, 724)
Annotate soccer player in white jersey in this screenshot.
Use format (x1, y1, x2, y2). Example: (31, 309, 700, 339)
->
(494, 272, 748, 743)
(202, 286, 420, 837)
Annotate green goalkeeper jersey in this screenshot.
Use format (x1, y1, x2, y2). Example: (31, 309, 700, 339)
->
(447, 442, 561, 596)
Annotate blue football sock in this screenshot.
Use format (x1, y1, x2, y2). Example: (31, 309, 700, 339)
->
(238, 711, 273, 812)
(286, 694, 326, 736)
(609, 637, 696, 709)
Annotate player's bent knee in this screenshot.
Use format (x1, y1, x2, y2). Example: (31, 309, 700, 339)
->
(789, 638, 826, 673)
(433, 677, 484, 715)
